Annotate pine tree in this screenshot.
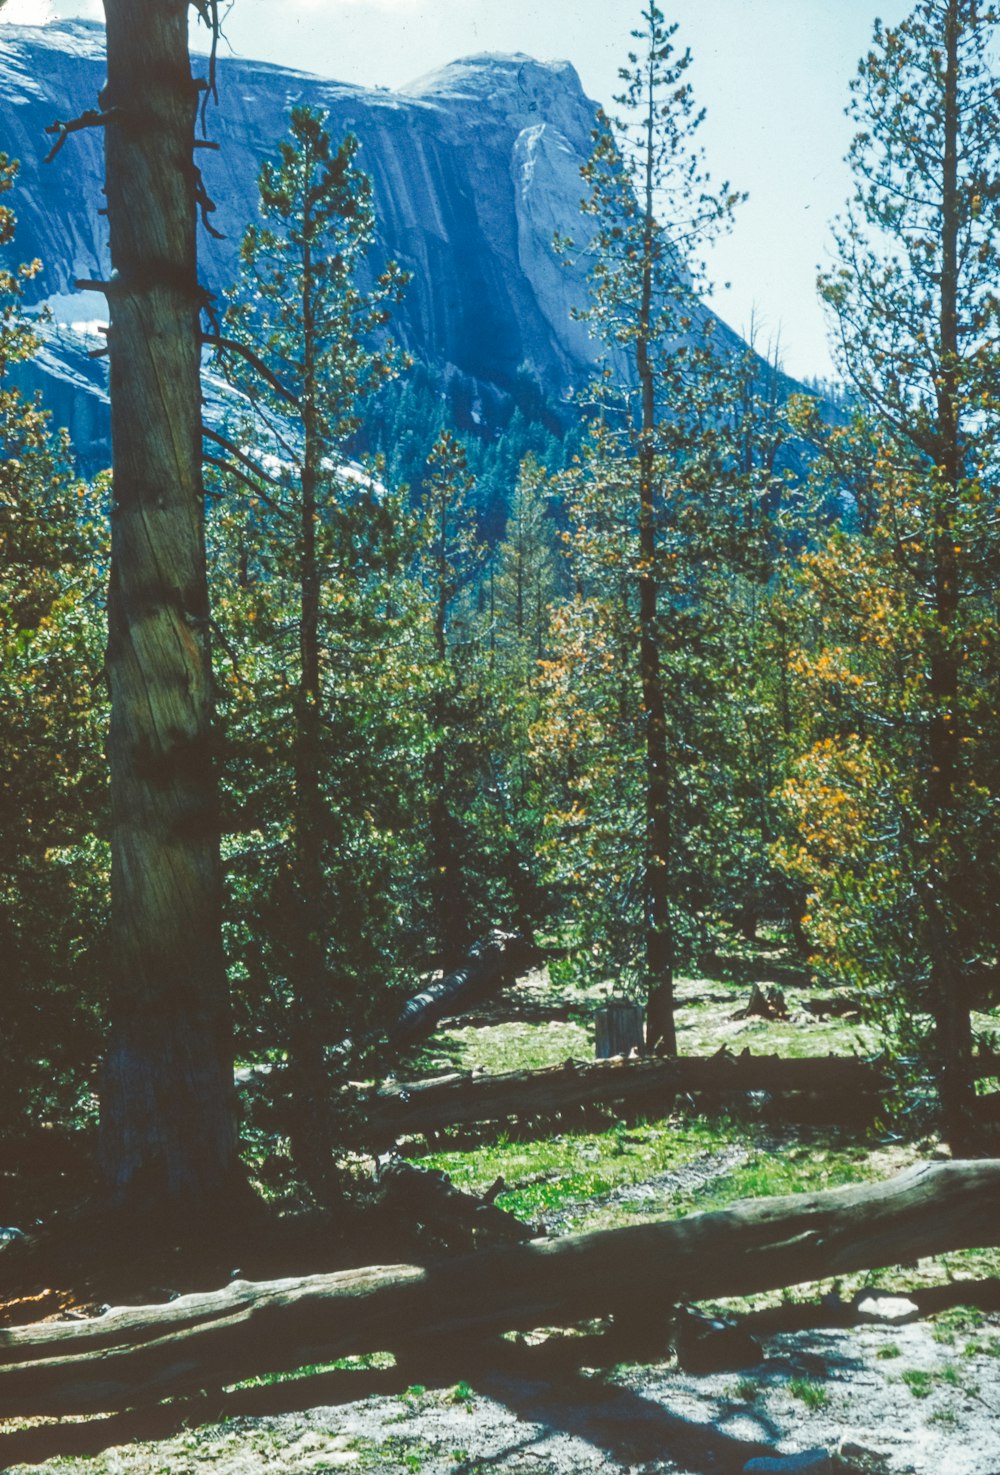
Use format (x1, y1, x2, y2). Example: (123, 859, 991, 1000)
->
(785, 0, 1000, 1147)
(0, 155, 108, 1140)
(209, 106, 410, 1189)
(555, 4, 743, 1048)
(420, 429, 487, 965)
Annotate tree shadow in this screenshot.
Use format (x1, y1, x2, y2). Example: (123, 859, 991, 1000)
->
(0, 1340, 786, 1475)
(473, 1364, 780, 1473)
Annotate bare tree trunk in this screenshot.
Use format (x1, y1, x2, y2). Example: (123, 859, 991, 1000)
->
(97, 0, 239, 1213)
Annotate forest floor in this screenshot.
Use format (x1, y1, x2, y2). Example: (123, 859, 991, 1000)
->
(3, 939, 1000, 1475)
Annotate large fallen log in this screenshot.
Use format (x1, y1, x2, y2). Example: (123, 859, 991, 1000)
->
(1, 1159, 997, 1418)
(323, 930, 536, 1071)
(353, 1051, 888, 1146)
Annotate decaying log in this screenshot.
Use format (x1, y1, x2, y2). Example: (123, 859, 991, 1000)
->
(328, 930, 536, 1069)
(384, 930, 536, 1052)
(1, 1159, 998, 1418)
(353, 1051, 887, 1147)
(376, 1157, 538, 1247)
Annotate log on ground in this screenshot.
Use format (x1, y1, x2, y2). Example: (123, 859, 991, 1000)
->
(329, 930, 536, 1068)
(1, 1159, 998, 1418)
(353, 1051, 887, 1146)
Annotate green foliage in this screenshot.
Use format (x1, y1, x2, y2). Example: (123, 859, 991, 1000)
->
(776, 3, 1000, 1139)
(209, 108, 422, 1083)
(533, 6, 801, 1027)
(0, 154, 108, 1133)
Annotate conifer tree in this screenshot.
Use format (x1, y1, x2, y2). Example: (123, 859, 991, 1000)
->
(0, 155, 107, 1138)
(785, 0, 1000, 1147)
(557, 4, 742, 1048)
(420, 429, 487, 965)
(210, 107, 410, 1187)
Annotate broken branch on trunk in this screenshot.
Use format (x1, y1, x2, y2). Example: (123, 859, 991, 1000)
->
(44, 108, 124, 164)
(0, 1160, 997, 1417)
(202, 334, 299, 405)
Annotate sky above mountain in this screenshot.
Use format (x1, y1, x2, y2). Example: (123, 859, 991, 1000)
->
(2, 0, 916, 383)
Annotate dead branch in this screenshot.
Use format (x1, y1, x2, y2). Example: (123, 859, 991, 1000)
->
(204, 334, 300, 405)
(44, 108, 124, 165)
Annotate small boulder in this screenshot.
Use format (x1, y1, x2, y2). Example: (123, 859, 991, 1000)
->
(744, 1450, 833, 1475)
(852, 1291, 919, 1324)
(837, 1438, 893, 1474)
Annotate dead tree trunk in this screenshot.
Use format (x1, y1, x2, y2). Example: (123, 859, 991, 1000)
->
(0, 1161, 997, 1417)
(96, 0, 240, 1213)
(352, 1052, 887, 1147)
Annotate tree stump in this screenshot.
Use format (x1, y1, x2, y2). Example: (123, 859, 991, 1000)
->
(595, 1000, 644, 1058)
(732, 984, 788, 1021)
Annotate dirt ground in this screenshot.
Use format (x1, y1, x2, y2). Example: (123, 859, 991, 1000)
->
(4, 1310, 1000, 1475)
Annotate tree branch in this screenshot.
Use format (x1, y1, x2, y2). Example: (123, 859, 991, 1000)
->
(204, 335, 300, 405)
(44, 108, 125, 165)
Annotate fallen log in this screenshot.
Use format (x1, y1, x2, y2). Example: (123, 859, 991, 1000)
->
(1, 1159, 998, 1418)
(353, 1051, 887, 1147)
(327, 930, 536, 1069)
(375, 1157, 538, 1247)
(384, 930, 536, 1052)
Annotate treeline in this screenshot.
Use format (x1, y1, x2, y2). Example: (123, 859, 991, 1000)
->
(1, 0, 998, 1199)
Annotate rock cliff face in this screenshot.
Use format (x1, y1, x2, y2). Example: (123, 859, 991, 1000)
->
(0, 19, 621, 447)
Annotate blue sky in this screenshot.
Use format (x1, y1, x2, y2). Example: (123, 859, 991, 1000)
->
(3, 0, 915, 381)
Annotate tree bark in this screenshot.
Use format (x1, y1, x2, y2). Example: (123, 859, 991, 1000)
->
(97, 0, 239, 1211)
(1, 1160, 997, 1417)
(352, 1051, 887, 1147)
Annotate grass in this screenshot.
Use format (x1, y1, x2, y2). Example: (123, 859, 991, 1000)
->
(414, 1020, 592, 1076)
(225, 1351, 396, 1391)
(417, 1116, 882, 1233)
(787, 1377, 830, 1410)
(901, 1368, 934, 1398)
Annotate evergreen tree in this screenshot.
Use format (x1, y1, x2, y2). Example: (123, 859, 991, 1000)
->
(0, 155, 107, 1140)
(478, 455, 560, 936)
(420, 429, 487, 964)
(782, 0, 1000, 1147)
(210, 106, 411, 1190)
(553, 4, 743, 1047)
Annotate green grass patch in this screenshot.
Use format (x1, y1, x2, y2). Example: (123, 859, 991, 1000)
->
(417, 1119, 882, 1232)
(787, 1377, 830, 1409)
(414, 1020, 592, 1076)
(900, 1368, 934, 1398)
(225, 1350, 395, 1391)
